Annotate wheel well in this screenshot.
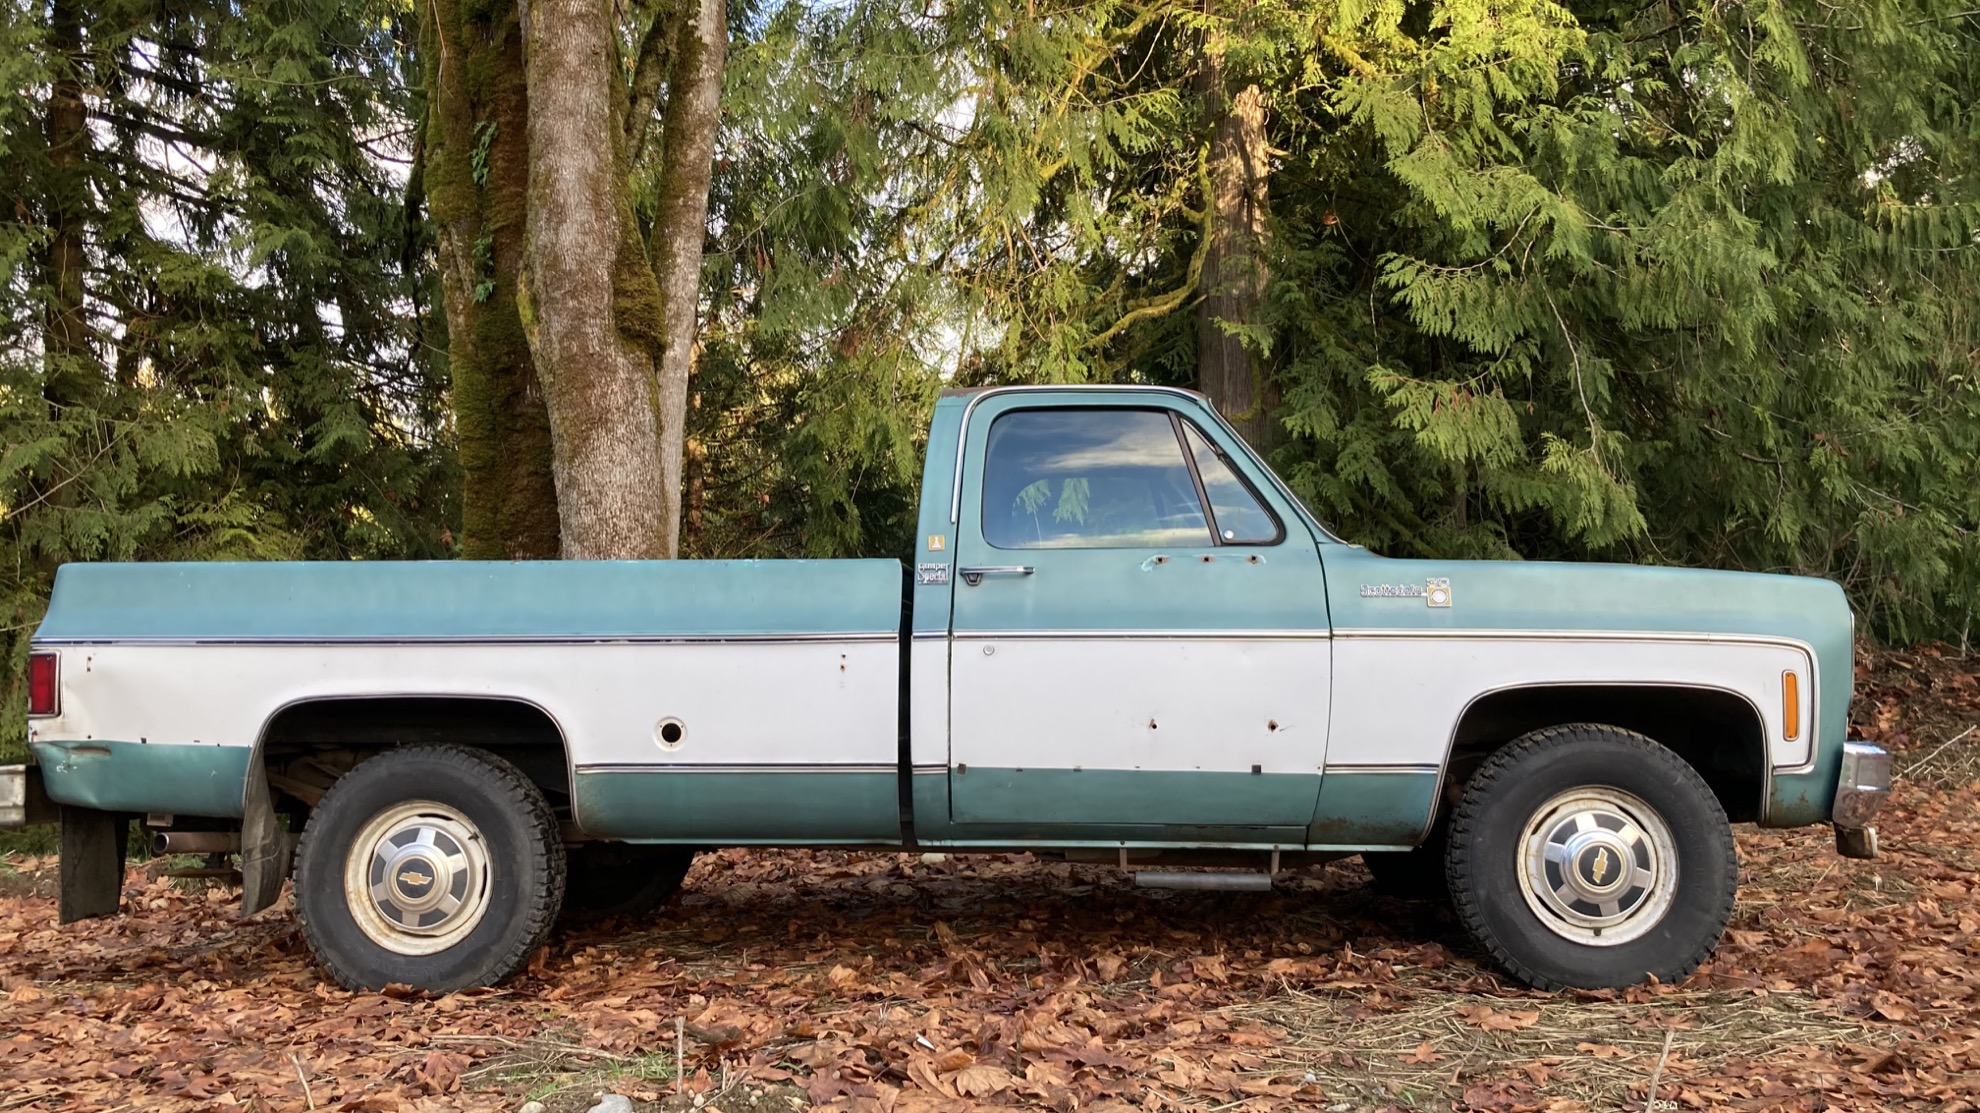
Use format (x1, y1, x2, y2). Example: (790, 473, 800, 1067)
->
(1446, 685, 1767, 823)
(256, 697, 572, 819)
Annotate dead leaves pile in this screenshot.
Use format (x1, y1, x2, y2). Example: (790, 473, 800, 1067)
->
(0, 646, 1976, 1112)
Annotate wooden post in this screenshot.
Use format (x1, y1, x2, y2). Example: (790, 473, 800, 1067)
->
(58, 805, 128, 922)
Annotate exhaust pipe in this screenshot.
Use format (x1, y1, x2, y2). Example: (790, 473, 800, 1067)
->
(1133, 870, 1273, 891)
(151, 831, 241, 855)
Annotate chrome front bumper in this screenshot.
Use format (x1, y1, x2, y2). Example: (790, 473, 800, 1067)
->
(1832, 741, 1891, 859)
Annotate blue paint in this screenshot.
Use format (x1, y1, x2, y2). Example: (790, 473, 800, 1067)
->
(33, 740, 250, 817)
(36, 559, 904, 642)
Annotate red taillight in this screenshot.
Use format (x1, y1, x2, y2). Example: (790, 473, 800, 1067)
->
(28, 652, 58, 717)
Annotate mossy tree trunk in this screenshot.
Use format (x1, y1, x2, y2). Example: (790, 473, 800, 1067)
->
(1194, 36, 1277, 454)
(424, 0, 561, 560)
(43, 0, 92, 408)
(647, 0, 726, 561)
(36, 0, 97, 583)
(520, 0, 673, 560)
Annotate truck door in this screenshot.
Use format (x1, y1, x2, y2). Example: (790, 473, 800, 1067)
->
(946, 395, 1331, 839)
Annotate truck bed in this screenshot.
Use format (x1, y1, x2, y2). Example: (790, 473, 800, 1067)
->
(31, 560, 909, 842)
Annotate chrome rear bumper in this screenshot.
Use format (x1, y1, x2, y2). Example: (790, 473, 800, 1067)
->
(0, 763, 56, 827)
(1832, 741, 1891, 860)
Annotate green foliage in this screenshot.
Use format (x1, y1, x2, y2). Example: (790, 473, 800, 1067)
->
(1262, 0, 1980, 642)
(470, 120, 497, 187)
(688, 0, 1979, 641)
(0, 0, 1973, 772)
(676, 1, 957, 559)
(0, 0, 457, 756)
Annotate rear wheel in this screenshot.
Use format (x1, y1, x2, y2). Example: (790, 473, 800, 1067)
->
(295, 745, 565, 991)
(1445, 724, 1737, 990)
(562, 843, 695, 917)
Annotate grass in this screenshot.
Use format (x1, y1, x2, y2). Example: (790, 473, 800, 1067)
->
(0, 824, 57, 857)
(1230, 977, 1888, 1110)
(441, 1032, 675, 1105)
(0, 852, 55, 899)
(1898, 723, 1980, 790)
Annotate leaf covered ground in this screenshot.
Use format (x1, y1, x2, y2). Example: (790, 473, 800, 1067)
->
(2, 645, 1977, 1113)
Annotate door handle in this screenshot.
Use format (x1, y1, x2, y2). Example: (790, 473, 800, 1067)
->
(959, 565, 1035, 586)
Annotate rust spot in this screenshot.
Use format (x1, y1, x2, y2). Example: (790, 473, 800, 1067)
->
(1267, 719, 1279, 732)
(1199, 554, 1215, 563)
(1148, 718, 1159, 730)
(1308, 814, 1359, 842)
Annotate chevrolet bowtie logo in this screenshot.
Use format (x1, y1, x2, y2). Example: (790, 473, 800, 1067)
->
(1590, 848, 1613, 886)
(399, 870, 433, 887)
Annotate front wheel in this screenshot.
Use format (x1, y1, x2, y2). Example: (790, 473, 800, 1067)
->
(294, 745, 566, 991)
(1445, 724, 1737, 990)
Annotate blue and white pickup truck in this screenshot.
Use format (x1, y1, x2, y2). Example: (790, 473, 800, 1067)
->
(9, 385, 1890, 993)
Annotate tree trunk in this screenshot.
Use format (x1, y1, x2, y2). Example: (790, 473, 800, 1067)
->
(1195, 44, 1277, 453)
(44, 0, 93, 407)
(521, 0, 672, 560)
(424, 0, 560, 559)
(647, 0, 727, 560)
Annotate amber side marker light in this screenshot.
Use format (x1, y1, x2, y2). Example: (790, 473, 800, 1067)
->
(1782, 670, 1800, 742)
(27, 651, 57, 717)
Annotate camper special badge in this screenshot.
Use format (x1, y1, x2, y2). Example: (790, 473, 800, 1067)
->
(1359, 577, 1452, 607)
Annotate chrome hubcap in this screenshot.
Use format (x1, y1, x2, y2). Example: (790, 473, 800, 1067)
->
(1516, 787, 1677, 947)
(343, 802, 491, 956)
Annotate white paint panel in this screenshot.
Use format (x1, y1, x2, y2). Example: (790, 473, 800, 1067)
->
(1327, 634, 1813, 769)
(908, 637, 949, 768)
(34, 641, 900, 769)
(948, 637, 1329, 774)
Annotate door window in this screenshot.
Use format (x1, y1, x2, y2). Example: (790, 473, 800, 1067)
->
(982, 409, 1212, 549)
(1182, 422, 1282, 544)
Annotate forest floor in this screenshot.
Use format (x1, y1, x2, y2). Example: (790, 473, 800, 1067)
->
(1, 644, 1976, 1113)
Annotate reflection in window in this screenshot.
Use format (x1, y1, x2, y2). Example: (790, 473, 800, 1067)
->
(983, 410, 1212, 549)
(1183, 423, 1280, 543)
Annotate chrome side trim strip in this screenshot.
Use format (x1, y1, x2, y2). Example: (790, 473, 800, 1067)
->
(1332, 628, 1816, 653)
(575, 763, 898, 776)
(1322, 763, 1440, 776)
(948, 629, 1332, 642)
(34, 631, 900, 648)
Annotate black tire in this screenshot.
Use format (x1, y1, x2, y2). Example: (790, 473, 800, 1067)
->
(562, 843, 695, 917)
(294, 745, 566, 992)
(1445, 724, 1737, 991)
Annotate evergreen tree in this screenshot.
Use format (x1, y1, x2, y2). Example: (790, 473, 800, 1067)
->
(688, 0, 958, 558)
(1263, 0, 1980, 642)
(0, 0, 455, 754)
(843, 0, 1979, 642)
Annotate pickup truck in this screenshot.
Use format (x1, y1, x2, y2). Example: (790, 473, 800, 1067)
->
(10, 385, 1890, 994)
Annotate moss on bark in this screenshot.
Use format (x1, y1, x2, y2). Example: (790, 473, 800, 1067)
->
(425, 0, 560, 560)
